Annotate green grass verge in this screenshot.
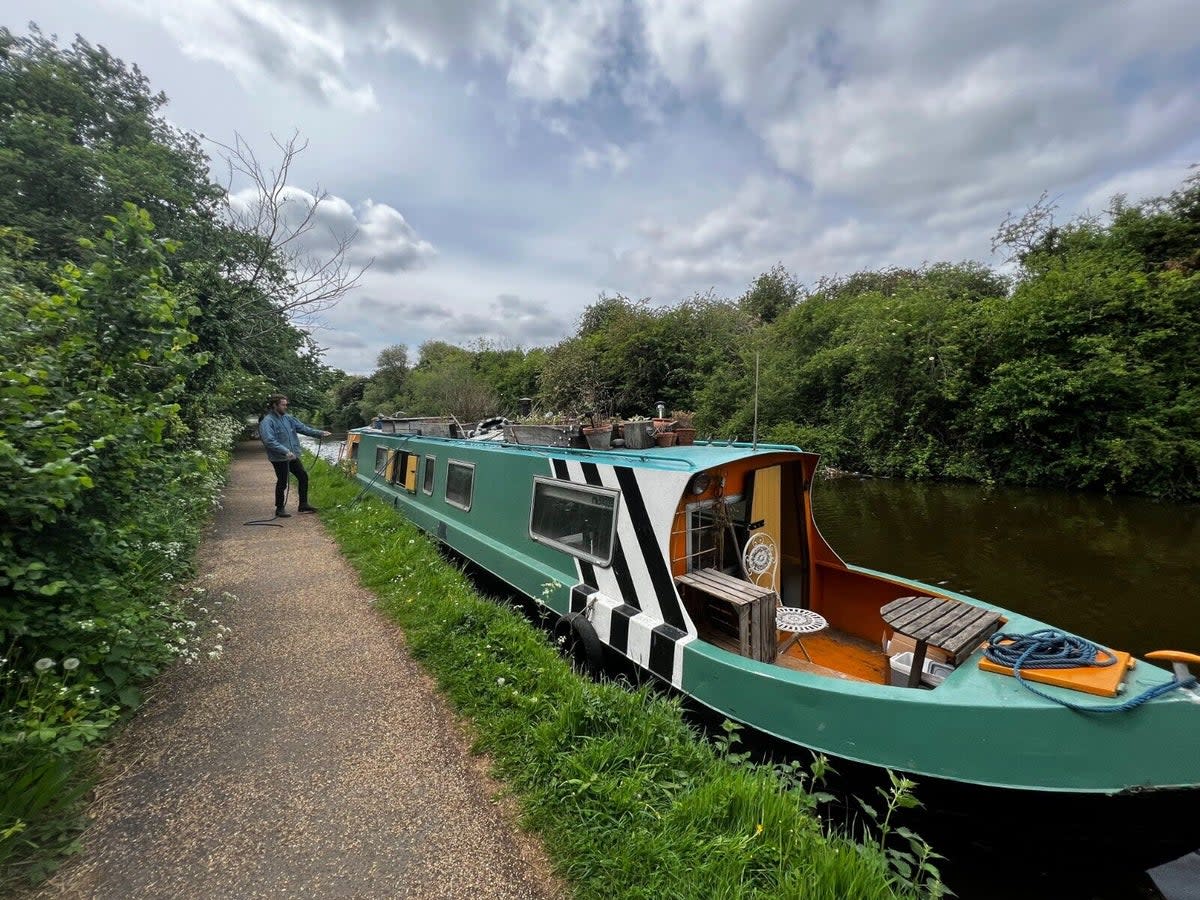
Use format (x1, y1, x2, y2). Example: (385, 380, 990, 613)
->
(307, 459, 943, 900)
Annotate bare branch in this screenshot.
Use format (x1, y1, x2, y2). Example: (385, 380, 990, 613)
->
(210, 130, 372, 324)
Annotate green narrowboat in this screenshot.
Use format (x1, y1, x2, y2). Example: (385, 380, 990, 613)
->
(338, 424, 1200, 866)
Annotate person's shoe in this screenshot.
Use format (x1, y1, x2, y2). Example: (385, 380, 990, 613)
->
(275, 508, 292, 518)
(298, 504, 319, 513)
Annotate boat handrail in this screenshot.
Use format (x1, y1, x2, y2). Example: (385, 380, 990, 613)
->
(368, 431, 699, 470)
(696, 438, 802, 452)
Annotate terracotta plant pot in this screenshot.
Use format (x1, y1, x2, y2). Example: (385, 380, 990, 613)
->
(674, 426, 696, 446)
(582, 425, 613, 450)
(655, 432, 678, 447)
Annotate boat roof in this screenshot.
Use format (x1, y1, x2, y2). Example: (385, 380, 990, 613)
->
(349, 427, 811, 472)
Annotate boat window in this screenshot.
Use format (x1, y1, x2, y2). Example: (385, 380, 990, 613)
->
(390, 451, 408, 485)
(445, 460, 475, 511)
(422, 456, 436, 495)
(374, 446, 389, 476)
(388, 451, 419, 492)
(350, 440, 359, 460)
(529, 477, 619, 567)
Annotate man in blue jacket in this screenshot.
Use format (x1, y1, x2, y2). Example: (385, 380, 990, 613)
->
(260, 394, 330, 517)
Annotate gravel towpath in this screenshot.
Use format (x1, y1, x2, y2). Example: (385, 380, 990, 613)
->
(34, 443, 568, 900)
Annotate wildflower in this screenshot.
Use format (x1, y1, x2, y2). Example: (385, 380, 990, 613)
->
(496, 677, 506, 686)
(63, 658, 80, 671)
(34, 658, 55, 672)
(755, 823, 763, 836)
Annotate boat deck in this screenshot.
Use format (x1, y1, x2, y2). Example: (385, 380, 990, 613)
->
(706, 626, 888, 684)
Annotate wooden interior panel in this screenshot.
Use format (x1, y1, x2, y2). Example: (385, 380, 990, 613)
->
(813, 563, 948, 644)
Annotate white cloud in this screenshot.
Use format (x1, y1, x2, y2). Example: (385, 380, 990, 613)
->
(577, 142, 631, 173)
(119, 0, 377, 111)
(1080, 161, 1198, 215)
(356, 200, 439, 271)
(227, 186, 436, 273)
(636, 0, 1200, 216)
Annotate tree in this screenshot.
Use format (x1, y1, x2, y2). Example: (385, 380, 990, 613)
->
(0, 27, 221, 264)
(738, 264, 801, 324)
(359, 344, 410, 417)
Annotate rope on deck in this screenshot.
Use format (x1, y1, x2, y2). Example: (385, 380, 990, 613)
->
(984, 629, 1197, 713)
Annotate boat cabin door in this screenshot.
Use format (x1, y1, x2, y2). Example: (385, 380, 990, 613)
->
(747, 464, 810, 609)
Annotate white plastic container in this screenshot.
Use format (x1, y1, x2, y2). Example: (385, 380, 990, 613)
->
(889, 651, 954, 688)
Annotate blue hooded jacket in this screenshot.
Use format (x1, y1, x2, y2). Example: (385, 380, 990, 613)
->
(260, 411, 324, 462)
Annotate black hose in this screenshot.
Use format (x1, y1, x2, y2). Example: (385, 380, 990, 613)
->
(351, 450, 393, 505)
(244, 474, 288, 527)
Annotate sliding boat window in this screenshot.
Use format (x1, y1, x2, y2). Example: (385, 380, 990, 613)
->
(374, 446, 390, 477)
(445, 460, 475, 511)
(422, 456, 436, 495)
(529, 477, 619, 566)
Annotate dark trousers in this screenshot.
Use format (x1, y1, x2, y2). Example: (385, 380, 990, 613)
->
(271, 459, 308, 509)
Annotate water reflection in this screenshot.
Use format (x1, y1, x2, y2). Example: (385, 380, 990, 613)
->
(811, 475, 1200, 658)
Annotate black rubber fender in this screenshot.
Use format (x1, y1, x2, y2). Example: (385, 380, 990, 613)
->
(552, 611, 603, 678)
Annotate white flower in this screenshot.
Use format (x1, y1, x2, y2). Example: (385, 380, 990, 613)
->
(63, 658, 80, 671)
(496, 677, 506, 685)
(34, 658, 55, 672)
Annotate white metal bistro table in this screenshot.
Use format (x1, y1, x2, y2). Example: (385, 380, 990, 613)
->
(776, 606, 828, 662)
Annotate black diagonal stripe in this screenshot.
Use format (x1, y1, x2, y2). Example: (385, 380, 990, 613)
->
(580, 462, 639, 610)
(571, 583, 597, 614)
(609, 603, 638, 655)
(552, 458, 569, 479)
(614, 467, 686, 631)
(650, 623, 686, 680)
(578, 559, 597, 588)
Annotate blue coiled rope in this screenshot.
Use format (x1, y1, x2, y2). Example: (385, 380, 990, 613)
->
(984, 629, 1197, 713)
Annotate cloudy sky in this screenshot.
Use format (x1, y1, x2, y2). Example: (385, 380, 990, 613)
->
(5, 1, 1199, 373)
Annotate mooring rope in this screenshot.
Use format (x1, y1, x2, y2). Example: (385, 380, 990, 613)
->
(984, 629, 1197, 713)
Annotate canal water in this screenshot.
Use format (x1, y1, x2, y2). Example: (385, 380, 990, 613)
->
(307, 436, 1199, 897)
(810, 474, 1200, 659)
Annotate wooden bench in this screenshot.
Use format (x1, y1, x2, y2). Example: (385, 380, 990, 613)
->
(676, 568, 777, 663)
(881, 595, 1004, 688)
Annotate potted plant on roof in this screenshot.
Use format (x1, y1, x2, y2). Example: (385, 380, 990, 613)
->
(581, 411, 614, 450)
(621, 415, 656, 449)
(671, 410, 696, 445)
